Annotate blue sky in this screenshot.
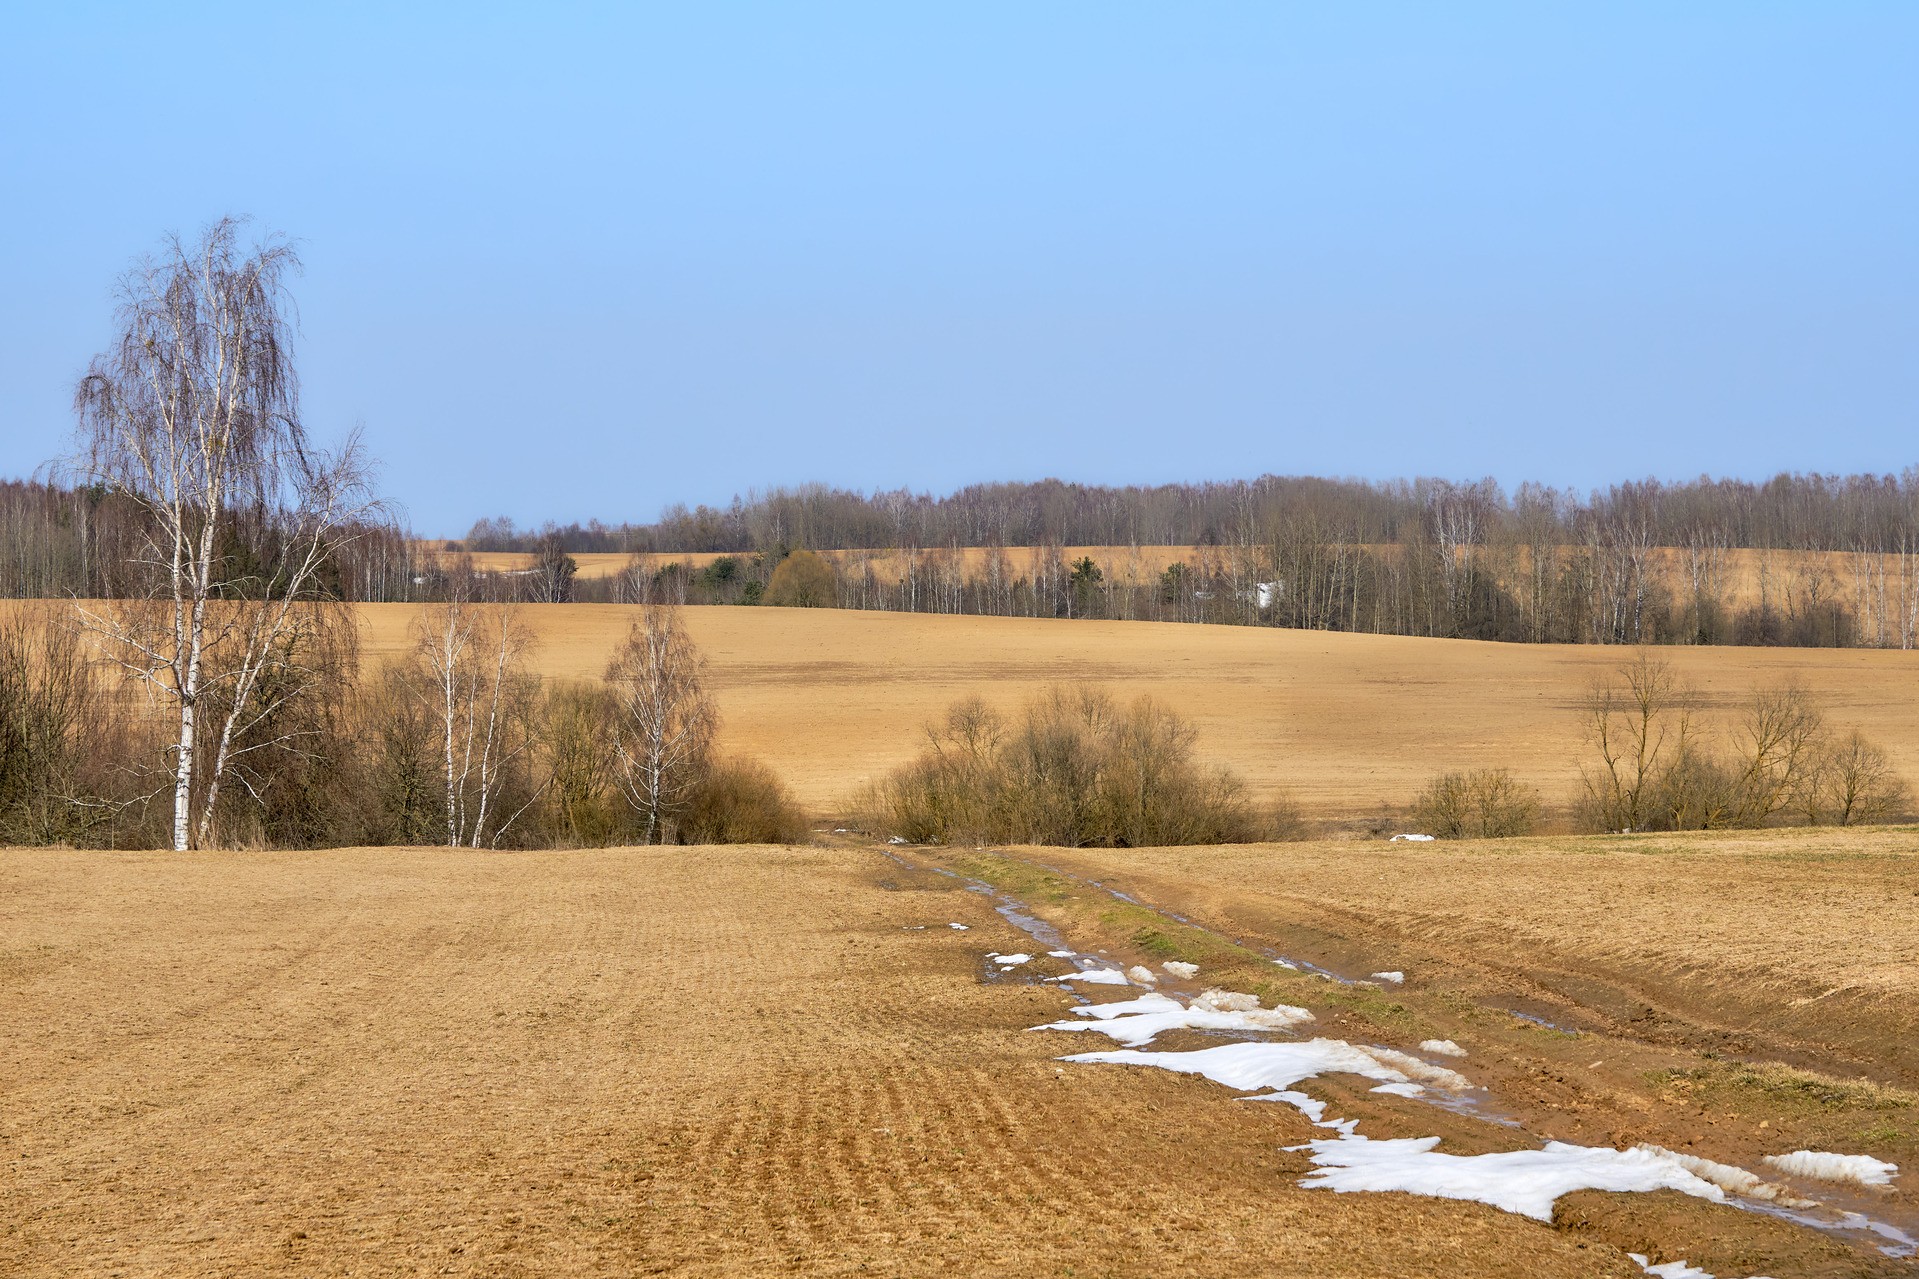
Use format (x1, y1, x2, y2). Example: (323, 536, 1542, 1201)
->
(2, 3, 1914, 534)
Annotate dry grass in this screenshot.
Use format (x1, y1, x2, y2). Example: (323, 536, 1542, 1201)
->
(349, 604, 1919, 821)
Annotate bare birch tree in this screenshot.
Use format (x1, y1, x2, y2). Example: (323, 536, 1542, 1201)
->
(413, 593, 542, 847)
(68, 219, 385, 850)
(607, 604, 715, 843)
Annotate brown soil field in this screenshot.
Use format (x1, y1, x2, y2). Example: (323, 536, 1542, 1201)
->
(353, 604, 1919, 822)
(8, 838, 1914, 1276)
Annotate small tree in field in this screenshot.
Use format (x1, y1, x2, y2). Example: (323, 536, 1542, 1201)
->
(69, 219, 385, 849)
(765, 549, 836, 607)
(607, 604, 716, 842)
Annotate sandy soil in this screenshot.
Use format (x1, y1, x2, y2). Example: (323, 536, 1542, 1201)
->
(351, 604, 1919, 821)
(0, 844, 1679, 1278)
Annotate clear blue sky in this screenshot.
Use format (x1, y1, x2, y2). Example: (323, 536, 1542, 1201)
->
(2, 3, 1914, 535)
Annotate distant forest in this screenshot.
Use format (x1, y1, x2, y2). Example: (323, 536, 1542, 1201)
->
(11, 471, 1919, 648)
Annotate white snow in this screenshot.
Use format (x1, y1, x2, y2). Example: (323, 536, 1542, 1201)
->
(1162, 961, 1200, 979)
(1419, 1039, 1467, 1058)
(1049, 966, 1131, 986)
(1390, 833, 1435, 842)
(887, 835, 907, 844)
(948, 922, 969, 930)
(992, 953, 1032, 966)
(1302, 1135, 1727, 1222)
(1036, 991, 1315, 1048)
(1126, 965, 1159, 984)
(1193, 988, 1260, 1012)
(1636, 1145, 1808, 1206)
(1272, 958, 1299, 970)
(1762, 1150, 1899, 1187)
(1046, 950, 1075, 958)
(1371, 971, 1405, 984)
(1628, 1255, 1717, 1279)
(1062, 1038, 1441, 1098)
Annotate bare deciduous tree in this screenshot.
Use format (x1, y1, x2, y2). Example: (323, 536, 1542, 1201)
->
(69, 218, 386, 850)
(414, 593, 542, 847)
(607, 604, 716, 843)
(1580, 652, 1690, 832)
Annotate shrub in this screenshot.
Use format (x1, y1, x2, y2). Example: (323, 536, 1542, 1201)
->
(679, 757, 809, 844)
(1411, 768, 1539, 839)
(765, 549, 837, 607)
(864, 687, 1258, 847)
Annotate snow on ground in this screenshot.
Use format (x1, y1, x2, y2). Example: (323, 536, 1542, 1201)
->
(1419, 1039, 1467, 1058)
(1628, 1254, 1721, 1279)
(1302, 1135, 1728, 1222)
(1638, 1145, 1809, 1206)
(1042, 987, 1807, 1234)
(1762, 1151, 1899, 1187)
(1048, 966, 1131, 986)
(1126, 965, 1158, 984)
(1162, 961, 1200, 979)
(990, 952, 1031, 967)
(948, 923, 969, 930)
(1389, 833, 1435, 842)
(1371, 971, 1404, 984)
(1046, 950, 1074, 958)
(1036, 991, 1315, 1048)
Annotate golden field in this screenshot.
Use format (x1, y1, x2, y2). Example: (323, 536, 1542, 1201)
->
(356, 603, 1919, 820)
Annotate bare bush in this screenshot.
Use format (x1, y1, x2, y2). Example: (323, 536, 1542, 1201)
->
(680, 758, 809, 844)
(865, 687, 1257, 847)
(0, 605, 158, 845)
(1411, 768, 1540, 839)
(1576, 657, 1905, 831)
(1799, 730, 1910, 826)
(765, 549, 837, 607)
(541, 681, 621, 846)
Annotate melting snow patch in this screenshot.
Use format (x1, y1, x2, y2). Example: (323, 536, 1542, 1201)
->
(1036, 991, 1315, 1048)
(948, 922, 969, 930)
(1162, 961, 1200, 980)
(887, 835, 907, 844)
(1371, 971, 1404, 984)
(1762, 1150, 1899, 1187)
(1127, 965, 1159, 985)
(1390, 833, 1435, 842)
(1046, 949, 1075, 958)
(1049, 967, 1131, 986)
(1272, 958, 1299, 970)
(1636, 1145, 1808, 1206)
(1420, 1039, 1467, 1058)
(992, 953, 1032, 967)
(1063, 1038, 1442, 1098)
(1302, 1136, 1727, 1222)
(1628, 1255, 1719, 1279)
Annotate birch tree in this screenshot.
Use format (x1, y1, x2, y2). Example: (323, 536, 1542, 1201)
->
(69, 218, 385, 850)
(413, 593, 542, 847)
(607, 604, 715, 843)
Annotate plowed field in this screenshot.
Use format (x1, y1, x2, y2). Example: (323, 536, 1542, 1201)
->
(9, 837, 1917, 1275)
(353, 604, 1919, 823)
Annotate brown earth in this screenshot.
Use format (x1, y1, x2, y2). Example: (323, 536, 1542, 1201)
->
(0, 842, 1728, 1279)
(350, 604, 1919, 822)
